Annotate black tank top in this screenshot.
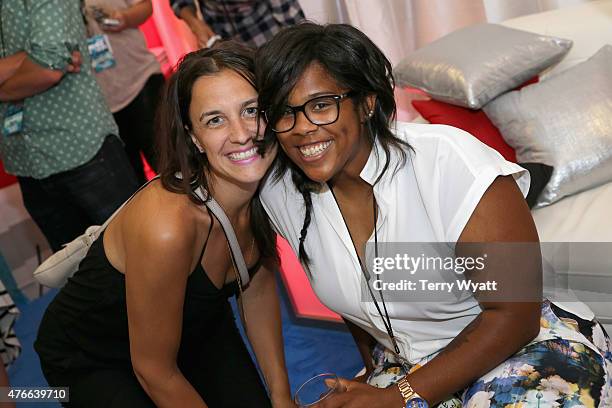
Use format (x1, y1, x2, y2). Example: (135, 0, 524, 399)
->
(38, 222, 257, 374)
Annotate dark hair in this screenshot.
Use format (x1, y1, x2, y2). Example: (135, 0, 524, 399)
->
(156, 41, 278, 263)
(255, 23, 411, 265)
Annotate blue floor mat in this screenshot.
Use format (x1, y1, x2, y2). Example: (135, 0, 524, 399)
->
(8, 282, 362, 406)
(8, 289, 59, 408)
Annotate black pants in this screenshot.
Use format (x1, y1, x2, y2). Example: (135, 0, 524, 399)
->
(18, 135, 139, 252)
(37, 308, 271, 407)
(113, 73, 165, 184)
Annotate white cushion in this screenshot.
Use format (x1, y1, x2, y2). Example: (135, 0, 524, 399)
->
(501, 0, 612, 80)
(533, 181, 612, 243)
(533, 182, 612, 327)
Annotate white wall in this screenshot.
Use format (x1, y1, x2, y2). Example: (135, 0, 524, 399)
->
(483, 0, 595, 22)
(300, 0, 346, 23)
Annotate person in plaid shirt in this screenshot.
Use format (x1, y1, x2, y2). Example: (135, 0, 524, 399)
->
(171, 0, 304, 48)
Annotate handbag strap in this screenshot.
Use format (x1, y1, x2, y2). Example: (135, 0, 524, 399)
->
(92, 176, 161, 241)
(194, 187, 251, 287)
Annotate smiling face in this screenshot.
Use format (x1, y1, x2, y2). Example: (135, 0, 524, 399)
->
(188, 69, 275, 189)
(274, 62, 373, 184)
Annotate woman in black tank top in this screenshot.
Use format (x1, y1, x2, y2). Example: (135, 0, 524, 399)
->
(35, 42, 291, 408)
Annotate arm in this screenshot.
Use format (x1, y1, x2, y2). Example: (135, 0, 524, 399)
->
(241, 258, 293, 407)
(398, 176, 541, 405)
(0, 57, 64, 102)
(0, 0, 82, 101)
(0, 52, 26, 85)
(124, 206, 208, 408)
(174, 1, 215, 48)
(321, 176, 542, 408)
(102, 0, 153, 33)
(0, 51, 82, 102)
(400, 176, 541, 405)
(342, 318, 376, 381)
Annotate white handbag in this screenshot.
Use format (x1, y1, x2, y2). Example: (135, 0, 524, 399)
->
(33, 178, 251, 289)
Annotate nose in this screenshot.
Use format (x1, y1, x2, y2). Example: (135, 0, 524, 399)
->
(293, 110, 318, 135)
(228, 119, 254, 145)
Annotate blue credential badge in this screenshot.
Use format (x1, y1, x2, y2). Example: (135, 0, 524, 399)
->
(87, 34, 116, 73)
(2, 103, 24, 137)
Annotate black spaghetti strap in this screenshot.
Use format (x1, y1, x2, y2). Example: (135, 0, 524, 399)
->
(198, 207, 215, 263)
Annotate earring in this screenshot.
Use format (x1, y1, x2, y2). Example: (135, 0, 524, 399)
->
(367, 110, 374, 118)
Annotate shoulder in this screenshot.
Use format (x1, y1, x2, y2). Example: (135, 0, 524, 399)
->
(121, 180, 210, 255)
(393, 121, 503, 169)
(392, 121, 527, 185)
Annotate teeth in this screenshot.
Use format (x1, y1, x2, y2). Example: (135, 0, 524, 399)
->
(228, 147, 258, 161)
(299, 141, 332, 157)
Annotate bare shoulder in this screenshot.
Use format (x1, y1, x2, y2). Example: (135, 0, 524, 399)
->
(118, 180, 211, 259)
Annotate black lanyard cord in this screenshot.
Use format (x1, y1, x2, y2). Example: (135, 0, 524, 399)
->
(372, 200, 399, 352)
(329, 185, 400, 354)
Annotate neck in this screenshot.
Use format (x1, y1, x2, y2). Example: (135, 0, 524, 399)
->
(328, 130, 373, 196)
(207, 175, 257, 222)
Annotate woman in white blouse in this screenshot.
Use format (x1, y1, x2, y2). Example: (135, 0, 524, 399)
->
(256, 23, 612, 408)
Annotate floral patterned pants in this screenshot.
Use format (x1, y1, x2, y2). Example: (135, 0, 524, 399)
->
(367, 302, 612, 407)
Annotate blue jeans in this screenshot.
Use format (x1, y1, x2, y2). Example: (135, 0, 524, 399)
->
(18, 135, 139, 252)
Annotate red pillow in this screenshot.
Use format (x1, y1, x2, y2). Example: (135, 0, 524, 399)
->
(409, 77, 539, 163)
(412, 99, 517, 162)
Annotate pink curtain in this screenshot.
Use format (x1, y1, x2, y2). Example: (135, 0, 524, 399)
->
(141, 0, 198, 75)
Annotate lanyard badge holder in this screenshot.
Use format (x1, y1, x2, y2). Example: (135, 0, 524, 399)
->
(2, 103, 24, 137)
(84, 4, 116, 73)
(87, 34, 115, 73)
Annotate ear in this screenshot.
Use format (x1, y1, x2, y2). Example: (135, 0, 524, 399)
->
(362, 94, 377, 121)
(190, 133, 205, 153)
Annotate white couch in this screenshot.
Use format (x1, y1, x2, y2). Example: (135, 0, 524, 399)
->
(502, 0, 612, 333)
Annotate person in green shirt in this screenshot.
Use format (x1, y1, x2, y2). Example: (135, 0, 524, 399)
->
(0, 0, 139, 252)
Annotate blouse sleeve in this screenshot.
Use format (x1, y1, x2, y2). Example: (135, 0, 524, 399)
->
(418, 125, 530, 243)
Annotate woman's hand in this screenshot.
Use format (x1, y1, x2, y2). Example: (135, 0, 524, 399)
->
(101, 10, 128, 32)
(100, 1, 152, 32)
(315, 378, 404, 408)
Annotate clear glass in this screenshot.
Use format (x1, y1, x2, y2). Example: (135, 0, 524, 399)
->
(293, 373, 340, 407)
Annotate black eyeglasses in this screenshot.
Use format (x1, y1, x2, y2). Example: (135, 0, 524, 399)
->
(265, 91, 355, 133)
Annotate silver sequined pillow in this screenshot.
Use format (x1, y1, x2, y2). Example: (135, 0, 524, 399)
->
(484, 45, 612, 208)
(394, 23, 572, 109)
